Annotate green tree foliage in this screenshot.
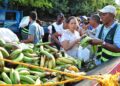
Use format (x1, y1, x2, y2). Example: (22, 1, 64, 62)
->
(0, 0, 118, 17)
(116, 6, 120, 21)
(46, 0, 116, 16)
(47, 0, 68, 14)
(15, 0, 52, 8)
(0, 0, 52, 9)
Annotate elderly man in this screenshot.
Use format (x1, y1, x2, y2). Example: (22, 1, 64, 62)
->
(89, 5, 120, 63)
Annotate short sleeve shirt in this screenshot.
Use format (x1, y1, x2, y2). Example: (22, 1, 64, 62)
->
(95, 21, 120, 48)
(60, 29, 80, 57)
(48, 22, 64, 34)
(29, 21, 44, 44)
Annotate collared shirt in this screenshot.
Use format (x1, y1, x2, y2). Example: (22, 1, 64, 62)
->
(96, 21, 120, 48)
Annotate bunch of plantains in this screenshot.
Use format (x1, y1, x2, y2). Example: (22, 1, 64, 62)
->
(0, 39, 83, 85)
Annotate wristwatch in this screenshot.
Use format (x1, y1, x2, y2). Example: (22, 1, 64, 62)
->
(102, 41, 106, 46)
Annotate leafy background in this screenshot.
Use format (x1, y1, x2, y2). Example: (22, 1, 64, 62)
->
(0, 0, 120, 21)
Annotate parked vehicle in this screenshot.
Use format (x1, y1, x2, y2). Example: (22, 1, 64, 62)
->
(0, 9, 23, 33)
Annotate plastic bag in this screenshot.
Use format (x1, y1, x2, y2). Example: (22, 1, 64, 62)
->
(19, 16, 30, 28)
(17, 43, 30, 49)
(77, 46, 90, 62)
(0, 28, 19, 42)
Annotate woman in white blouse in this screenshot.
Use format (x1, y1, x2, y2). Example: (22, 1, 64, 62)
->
(60, 16, 81, 57)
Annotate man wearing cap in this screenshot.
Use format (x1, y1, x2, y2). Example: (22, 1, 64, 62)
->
(89, 5, 120, 64)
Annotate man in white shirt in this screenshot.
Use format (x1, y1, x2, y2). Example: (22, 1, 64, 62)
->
(48, 13, 64, 50)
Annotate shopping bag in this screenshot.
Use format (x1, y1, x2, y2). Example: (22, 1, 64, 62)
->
(77, 46, 90, 62)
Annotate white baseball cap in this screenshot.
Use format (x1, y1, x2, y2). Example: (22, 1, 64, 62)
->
(82, 16, 88, 20)
(99, 5, 116, 15)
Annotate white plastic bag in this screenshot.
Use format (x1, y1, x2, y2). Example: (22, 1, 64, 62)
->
(0, 28, 19, 42)
(77, 46, 90, 62)
(19, 16, 29, 28)
(18, 43, 29, 49)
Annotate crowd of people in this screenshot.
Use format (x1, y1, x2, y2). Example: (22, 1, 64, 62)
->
(17, 5, 120, 66)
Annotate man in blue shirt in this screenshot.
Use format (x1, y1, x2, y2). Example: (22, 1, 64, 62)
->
(21, 11, 44, 44)
(89, 5, 120, 63)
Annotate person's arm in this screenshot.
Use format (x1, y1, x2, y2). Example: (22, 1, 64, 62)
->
(90, 25, 120, 52)
(61, 31, 81, 51)
(79, 24, 89, 36)
(41, 27, 44, 38)
(51, 24, 61, 45)
(90, 39, 120, 52)
(21, 35, 34, 43)
(21, 25, 35, 43)
(78, 29, 86, 36)
(51, 32, 61, 45)
(61, 39, 79, 51)
(103, 42, 120, 52)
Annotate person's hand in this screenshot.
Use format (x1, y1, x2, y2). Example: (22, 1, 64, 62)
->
(75, 38, 81, 44)
(80, 34, 87, 40)
(57, 33, 62, 37)
(89, 39, 103, 45)
(82, 24, 89, 30)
